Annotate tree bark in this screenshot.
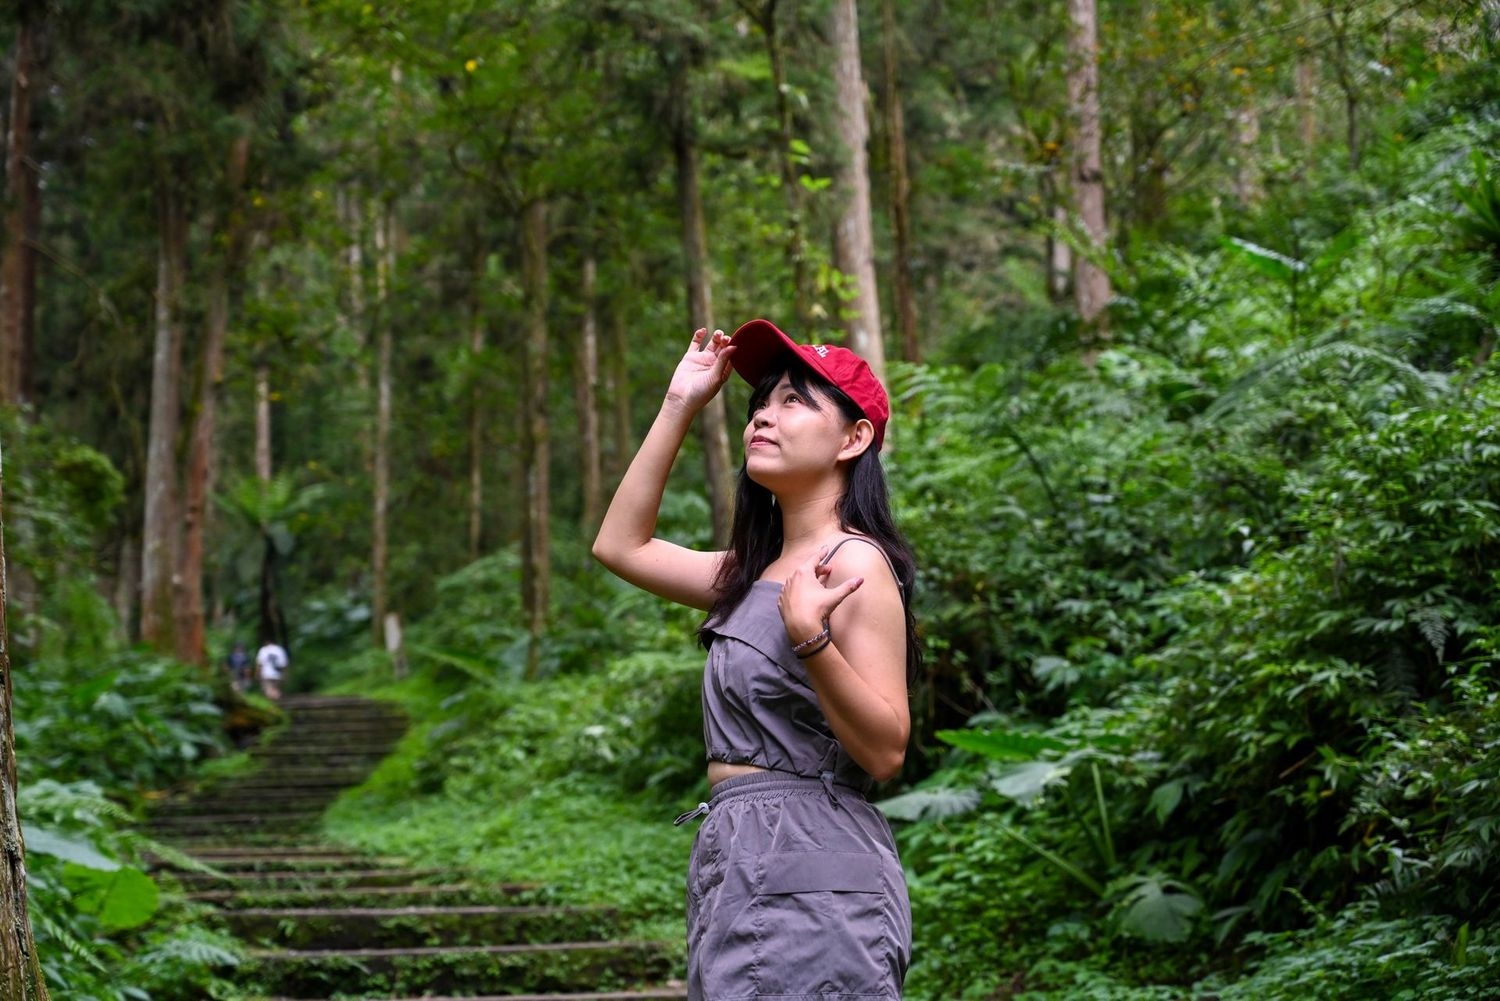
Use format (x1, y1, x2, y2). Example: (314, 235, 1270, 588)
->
(830, 0, 886, 380)
(608, 302, 632, 487)
(575, 242, 602, 543)
(1233, 104, 1262, 205)
(671, 68, 735, 547)
(140, 175, 187, 652)
(880, 0, 919, 363)
(177, 124, 251, 668)
(371, 198, 394, 647)
(1066, 0, 1112, 358)
(0, 12, 37, 409)
(467, 238, 486, 562)
(1325, 3, 1360, 171)
(519, 198, 551, 679)
(0, 430, 51, 999)
(749, 1, 813, 331)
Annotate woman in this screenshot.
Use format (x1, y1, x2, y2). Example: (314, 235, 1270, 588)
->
(593, 318, 918, 999)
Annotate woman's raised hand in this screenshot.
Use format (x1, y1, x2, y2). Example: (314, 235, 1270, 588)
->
(665, 328, 736, 415)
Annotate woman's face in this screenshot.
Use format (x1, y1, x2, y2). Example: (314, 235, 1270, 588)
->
(743, 373, 854, 489)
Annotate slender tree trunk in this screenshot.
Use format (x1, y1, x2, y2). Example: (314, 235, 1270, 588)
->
(1295, 52, 1316, 164)
(1325, 3, 1359, 170)
(371, 199, 394, 647)
(178, 126, 251, 669)
(880, 0, 919, 363)
(754, 1, 813, 331)
(467, 239, 486, 562)
(1233, 104, 1262, 204)
(1066, 0, 1112, 359)
(113, 534, 138, 643)
(830, 0, 886, 380)
(608, 302, 631, 486)
(254, 364, 271, 482)
(140, 176, 186, 652)
(0, 12, 37, 408)
(670, 68, 734, 546)
(575, 242, 602, 542)
(1047, 186, 1072, 304)
(519, 198, 551, 679)
(0, 430, 51, 1000)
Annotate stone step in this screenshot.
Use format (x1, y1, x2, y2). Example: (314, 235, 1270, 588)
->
(251, 742, 399, 756)
(239, 940, 676, 997)
(177, 866, 469, 888)
(154, 796, 345, 817)
(149, 852, 408, 872)
(148, 810, 323, 830)
(222, 903, 618, 949)
(187, 882, 539, 908)
(211, 768, 375, 786)
(260, 726, 407, 743)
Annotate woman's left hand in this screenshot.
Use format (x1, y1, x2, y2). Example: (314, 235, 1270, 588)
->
(777, 545, 865, 648)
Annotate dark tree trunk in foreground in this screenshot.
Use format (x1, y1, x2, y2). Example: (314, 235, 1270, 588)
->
(0, 430, 50, 998)
(520, 198, 551, 679)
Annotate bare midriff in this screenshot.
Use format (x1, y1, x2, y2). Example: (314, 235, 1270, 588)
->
(708, 761, 769, 787)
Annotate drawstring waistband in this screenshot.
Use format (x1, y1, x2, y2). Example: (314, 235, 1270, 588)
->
(671, 768, 868, 826)
(673, 802, 710, 827)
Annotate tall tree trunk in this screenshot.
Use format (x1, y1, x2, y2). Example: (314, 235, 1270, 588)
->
(1046, 184, 1072, 304)
(254, 363, 271, 482)
(467, 239, 486, 562)
(575, 241, 602, 543)
(140, 176, 186, 652)
(608, 302, 632, 486)
(0, 431, 51, 1000)
(371, 199, 394, 647)
(1233, 104, 1262, 205)
(0, 11, 37, 409)
(178, 125, 251, 669)
(670, 67, 734, 546)
(519, 198, 551, 680)
(252, 357, 283, 645)
(1066, 0, 1112, 359)
(830, 0, 886, 380)
(112, 534, 138, 643)
(1325, 3, 1359, 170)
(880, 0, 919, 363)
(751, 1, 813, 331)
(1295, 52, 1316, 169)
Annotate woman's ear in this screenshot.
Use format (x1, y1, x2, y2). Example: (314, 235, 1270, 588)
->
(838, 419, 875, 462)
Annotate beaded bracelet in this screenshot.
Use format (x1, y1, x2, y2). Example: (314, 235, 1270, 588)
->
(795, 635, 832, 659)
(792, 621, 831, 657)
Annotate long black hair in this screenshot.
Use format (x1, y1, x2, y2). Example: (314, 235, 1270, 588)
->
(699, 355, 923, 685)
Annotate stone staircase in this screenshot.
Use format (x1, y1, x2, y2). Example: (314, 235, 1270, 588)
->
(146, 694, 686, 1000)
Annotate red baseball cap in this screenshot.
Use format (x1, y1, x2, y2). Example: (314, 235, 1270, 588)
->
(728, 318, 890, 451)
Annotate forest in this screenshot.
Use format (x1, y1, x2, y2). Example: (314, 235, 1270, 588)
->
(1, 0, 1498, 999)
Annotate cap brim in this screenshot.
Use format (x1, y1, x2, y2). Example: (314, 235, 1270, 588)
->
(728, 318, 799, 387)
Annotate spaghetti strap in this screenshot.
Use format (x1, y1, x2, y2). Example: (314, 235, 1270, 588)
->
(818, 536, 903, 586)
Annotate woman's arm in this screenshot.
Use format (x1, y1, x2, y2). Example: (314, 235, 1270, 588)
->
(778, 545, 909, 781)
(591, 327, 737, 611)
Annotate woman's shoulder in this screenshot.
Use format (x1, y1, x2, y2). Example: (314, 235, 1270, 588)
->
(822, 533, 903, 589)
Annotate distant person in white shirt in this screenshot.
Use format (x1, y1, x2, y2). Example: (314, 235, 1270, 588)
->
(256, 641, 290, 701)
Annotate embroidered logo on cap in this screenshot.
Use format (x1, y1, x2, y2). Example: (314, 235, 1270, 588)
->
(813, 345, 829, 357)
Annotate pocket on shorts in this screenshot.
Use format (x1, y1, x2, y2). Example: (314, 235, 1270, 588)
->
(752, 850, 892, 996)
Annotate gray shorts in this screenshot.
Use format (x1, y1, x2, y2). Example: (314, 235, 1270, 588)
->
(682, 770, 912, 1000)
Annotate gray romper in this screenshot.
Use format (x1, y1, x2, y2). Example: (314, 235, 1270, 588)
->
(677, 536, 912, 1000)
